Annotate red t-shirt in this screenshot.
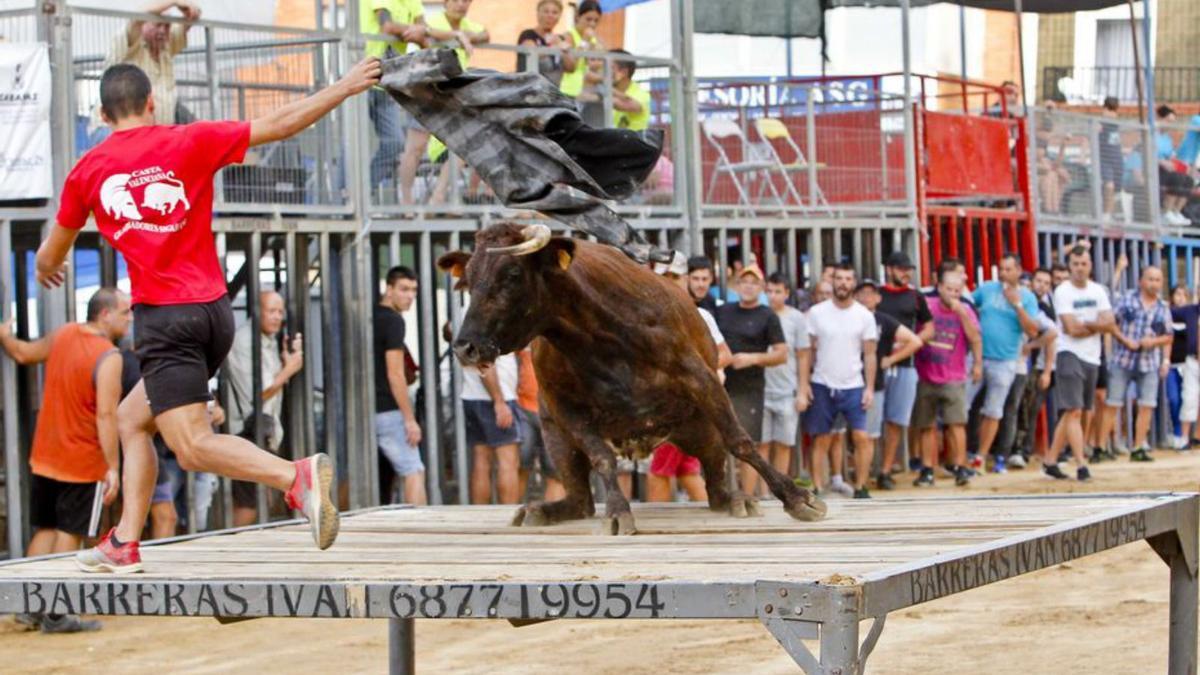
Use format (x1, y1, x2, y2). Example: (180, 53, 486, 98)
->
(56, 121, 250, 306)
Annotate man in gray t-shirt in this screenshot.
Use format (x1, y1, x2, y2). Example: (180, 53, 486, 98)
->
(743, 274, 811, 496)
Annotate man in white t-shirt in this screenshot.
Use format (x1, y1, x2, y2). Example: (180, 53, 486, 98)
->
(462, 352, 522, 504)
(805, 264, 878, 499)
(1046, 246, 1117, 482)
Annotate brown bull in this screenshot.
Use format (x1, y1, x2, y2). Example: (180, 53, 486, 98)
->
(437, 223, 826, 534)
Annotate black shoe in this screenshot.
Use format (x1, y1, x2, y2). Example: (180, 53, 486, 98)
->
(1076, 466, 1092, 482)
(1090, 447, 1108, 463)
(853, 487, 872, 499)
(913, 468, 934, 487)
(1188, 439, 1200, 450)
(40, 615, 101, 634)
(954, 466, 972, 487)
(876, 473, 896, 491)
(1043, 463, 1070, 480)
(909, 457, 924, 472)
(1057, 449, 1072, 464)
(1130, 448, 1154, 463)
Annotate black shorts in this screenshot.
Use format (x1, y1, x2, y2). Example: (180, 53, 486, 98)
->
(30, 474, 101, 537)
(728, 388, 765, 443)
(134, 297, 235, 416)
(464, 400, 522, 448)
(1160, 166, 1197, 198)
(1056, 352, 1099, 412)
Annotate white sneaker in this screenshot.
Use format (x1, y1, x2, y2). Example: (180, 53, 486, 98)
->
(1166, 211, 1190, 226)
(829, 480, 854, 497)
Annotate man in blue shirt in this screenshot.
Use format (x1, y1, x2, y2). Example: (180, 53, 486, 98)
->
(1098, 266, 1172, 462)
(1156, 105, 1196, 226)
(969, 252, 1041, 472)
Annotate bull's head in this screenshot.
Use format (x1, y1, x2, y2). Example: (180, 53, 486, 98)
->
(437, 222, 575, 367)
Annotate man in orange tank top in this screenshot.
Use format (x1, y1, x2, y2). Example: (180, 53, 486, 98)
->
(0, 288, 130, 633)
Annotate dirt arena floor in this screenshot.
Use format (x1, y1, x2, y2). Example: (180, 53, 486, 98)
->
(3, 450, 1198, 674)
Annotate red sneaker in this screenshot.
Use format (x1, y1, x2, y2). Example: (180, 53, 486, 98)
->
(285, 453, 339, 550)
(76, 528, 142, 574)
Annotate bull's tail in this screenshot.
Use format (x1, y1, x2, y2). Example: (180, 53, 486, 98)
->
(163, 171, 185, 188)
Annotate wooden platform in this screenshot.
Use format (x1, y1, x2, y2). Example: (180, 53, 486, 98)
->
(0, 493, 1194, 674)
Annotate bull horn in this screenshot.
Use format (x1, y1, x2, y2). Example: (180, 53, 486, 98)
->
(488, 224, 552, 256)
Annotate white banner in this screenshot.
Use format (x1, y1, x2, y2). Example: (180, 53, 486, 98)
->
(0, 43, 51, 200)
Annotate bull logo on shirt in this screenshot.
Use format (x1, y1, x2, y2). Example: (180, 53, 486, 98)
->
(140, 172, 190, 216)
(99, 173, 143, 221)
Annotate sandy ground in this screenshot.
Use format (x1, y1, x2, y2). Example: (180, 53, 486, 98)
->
(3, 451, 1199, 674)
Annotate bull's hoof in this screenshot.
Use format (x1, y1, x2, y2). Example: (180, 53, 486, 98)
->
(728, 492, 763, 518)
(785, 493, 828, 522)
(511, 503, 550, 527)
(598, 511, 637, 536)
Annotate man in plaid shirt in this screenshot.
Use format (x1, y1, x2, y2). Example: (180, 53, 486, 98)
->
(1097, 265, 1172, 462)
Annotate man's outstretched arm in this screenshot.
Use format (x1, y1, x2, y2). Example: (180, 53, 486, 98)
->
(35, 224, 79, 289)
(249, 57, 382, 148)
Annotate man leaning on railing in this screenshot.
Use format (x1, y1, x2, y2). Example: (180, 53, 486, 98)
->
(109, 1, 201, 126)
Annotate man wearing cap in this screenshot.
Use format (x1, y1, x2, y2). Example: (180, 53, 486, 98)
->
(875, 251, 935, 490)
(969, 252, 1041, 473)
(716, 264, 787, 473)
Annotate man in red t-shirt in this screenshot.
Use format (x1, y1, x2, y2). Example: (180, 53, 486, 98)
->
(36, 58, 381, 573)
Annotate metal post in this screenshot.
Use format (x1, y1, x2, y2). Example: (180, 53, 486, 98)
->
(388, 617, 416, 675)
(819, 587, 862, 673)
(248, 233, 269, 524)
(764, 226, 776, 274)
(417, 231, 443, 505)
(448, 231, 469, 505)
(786, 227, 798, 288)
(216, 233, 235, 530)
(806, 87, 819, 208)
(319, 232, 344, 501)
(900, 0, 919, 230)
(1012, 0, 1028, 114)
(958, 1, 968, 83)
(1087, 119, 1105, 220)
(1167, 550, 1198, 675)
(0, 220, 21, 558)
(1140, 0, 1162, 229)
(671, 0, 703, 255)
(206, 26, 223, 203)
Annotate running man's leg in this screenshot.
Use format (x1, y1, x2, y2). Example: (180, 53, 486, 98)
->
(113, 380, 160, 544)
(156, 403, 294, 490)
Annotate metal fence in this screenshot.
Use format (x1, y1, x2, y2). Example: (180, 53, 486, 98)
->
(1042, 65, 1200, 105)
(67, 7, 351, 212)
(691, 79, 909, 216)
(1027, 106, 1161, 231)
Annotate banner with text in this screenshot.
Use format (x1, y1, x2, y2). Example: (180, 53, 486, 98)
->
(0, 43, 51, 200)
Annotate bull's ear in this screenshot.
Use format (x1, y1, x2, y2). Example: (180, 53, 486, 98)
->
(538, 238, 575, 273)
(437, 251, 471, 279)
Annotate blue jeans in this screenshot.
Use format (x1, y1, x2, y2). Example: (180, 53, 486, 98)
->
(1167, 366, 1183, 435)
(368, 88, 406, 190)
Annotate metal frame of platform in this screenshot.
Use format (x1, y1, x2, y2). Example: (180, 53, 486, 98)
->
(0, 493, 1194, 675)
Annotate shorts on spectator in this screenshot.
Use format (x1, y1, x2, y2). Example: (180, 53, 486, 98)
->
(1106, 365, 1161, 408)
(883, 366, 919, 426)
(464, 400, 522, 448)
(377, 409, 426, 477)
(912, 381, 969, 428)
(966, 358, 1019, 419)
(807, 383, 867, 435)
(761, 394, 799, 445)
(517, 407, 557, 479)
(152, 453, 185, 505)
(729, 390, 765, 443)
(30, 473, 100, 537)
(865, 387, 886, 438)
(649, 443, 701, 477)
(1161, 166, 1197, 197)
(1056, 352, 1099, 412)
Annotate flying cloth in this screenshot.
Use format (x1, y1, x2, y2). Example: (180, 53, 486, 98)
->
(379, 49, 667, 263)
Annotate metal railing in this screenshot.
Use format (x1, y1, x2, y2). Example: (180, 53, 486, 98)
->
(1042, 65, 1200, 105)
(690, 78, 910, 217)
(1027, 106, 1163, 232)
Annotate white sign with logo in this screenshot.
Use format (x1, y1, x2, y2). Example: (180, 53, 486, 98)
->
(0, 43, 51, 200)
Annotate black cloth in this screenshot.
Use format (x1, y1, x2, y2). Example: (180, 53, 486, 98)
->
(1171, 304, 1200, 364)
(878, 286, 930, 367)
(516, 29, 563, 85)
(120, 348, 140, 398)
(134, 297, 235, 417)
(696, 294, 720, 313)
(715, 304, 785, 397)
(872, 311, 901, 392)
(30, 474, 98, 536)
(374, 305, 408, 414)
(380, 50, 665, 262)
